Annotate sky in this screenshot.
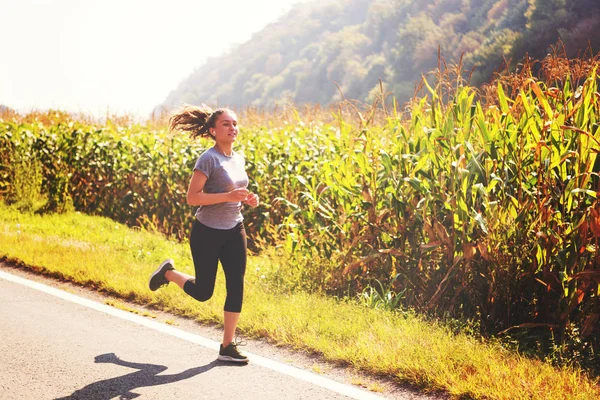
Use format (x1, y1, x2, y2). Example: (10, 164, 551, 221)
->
(0, 0, 306, 119)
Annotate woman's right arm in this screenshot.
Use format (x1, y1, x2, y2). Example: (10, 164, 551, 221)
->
(186, 169, 248, 206)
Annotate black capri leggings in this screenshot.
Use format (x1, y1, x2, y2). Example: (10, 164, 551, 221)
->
(183, 219, 247, 313)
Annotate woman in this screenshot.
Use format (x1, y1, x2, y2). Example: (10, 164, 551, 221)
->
(148, 105, 259, 363)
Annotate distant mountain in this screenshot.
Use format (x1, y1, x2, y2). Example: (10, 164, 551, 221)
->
(0, 105, 15, 113)
(156, 0, 600, 112)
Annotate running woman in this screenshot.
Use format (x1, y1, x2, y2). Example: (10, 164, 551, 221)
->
(149, 105, 259, 363)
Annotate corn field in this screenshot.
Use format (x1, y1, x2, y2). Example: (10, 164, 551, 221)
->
(1, 54, 599, 368)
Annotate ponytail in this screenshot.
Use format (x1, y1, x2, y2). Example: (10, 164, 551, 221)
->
(169, 104, 233, 140)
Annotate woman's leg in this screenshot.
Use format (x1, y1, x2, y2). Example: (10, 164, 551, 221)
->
(181, 220, 221, 301)
(223, 311, 241, 346)
(165, 269, 194, 289)
(218, 223, 247, 346)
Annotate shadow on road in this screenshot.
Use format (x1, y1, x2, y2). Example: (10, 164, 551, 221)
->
(54, 352, 237, 399)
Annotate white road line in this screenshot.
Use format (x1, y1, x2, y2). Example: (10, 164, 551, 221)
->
(0, 270, 386, 400)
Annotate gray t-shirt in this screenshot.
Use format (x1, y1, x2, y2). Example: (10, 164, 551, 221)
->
(193, 147, 249, 230)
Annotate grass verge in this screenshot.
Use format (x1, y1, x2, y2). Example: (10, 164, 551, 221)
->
(1, 205, 598, 400)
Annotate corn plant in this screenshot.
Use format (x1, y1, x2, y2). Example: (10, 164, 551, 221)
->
(1, 54, 599, 366)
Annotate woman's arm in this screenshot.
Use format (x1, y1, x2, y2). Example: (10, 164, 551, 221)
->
(186, 169, 249, 206)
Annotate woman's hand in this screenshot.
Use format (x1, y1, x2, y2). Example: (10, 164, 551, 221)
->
(242, 192, 260, 208)
(229, 187, 250, 202)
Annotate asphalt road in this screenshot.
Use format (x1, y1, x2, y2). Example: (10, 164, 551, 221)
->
(0, 266, 440, 400)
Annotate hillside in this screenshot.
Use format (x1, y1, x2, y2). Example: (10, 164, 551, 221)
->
(157, 0, 600, 111)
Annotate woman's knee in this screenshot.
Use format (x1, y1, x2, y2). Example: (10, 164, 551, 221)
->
(194, 292, 214, 302)
(183, 279, 214, 302)
(224, 296, 243, 313)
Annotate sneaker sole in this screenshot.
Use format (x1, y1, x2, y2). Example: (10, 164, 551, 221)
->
(217, 355, 249, 363)
(148, 259, 174, 291)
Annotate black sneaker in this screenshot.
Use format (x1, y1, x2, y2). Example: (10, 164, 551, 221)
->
(218, 342, 248, 363)
(148, 259, 175, 291)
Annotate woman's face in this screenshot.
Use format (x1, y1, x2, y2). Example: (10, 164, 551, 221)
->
(210, 112, 238, 144)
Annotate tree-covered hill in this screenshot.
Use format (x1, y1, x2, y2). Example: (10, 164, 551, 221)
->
(157, 0, 600, 111)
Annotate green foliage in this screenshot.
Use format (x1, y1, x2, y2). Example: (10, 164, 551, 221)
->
(0, 118, 202, 238)
(359, 274, 407, 311)
(0, 126, 44, 212)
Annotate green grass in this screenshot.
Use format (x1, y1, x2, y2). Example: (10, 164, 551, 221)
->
(1, 204, 598, 399)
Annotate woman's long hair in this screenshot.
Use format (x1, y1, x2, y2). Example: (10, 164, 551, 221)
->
(169, 104, 234, 140)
